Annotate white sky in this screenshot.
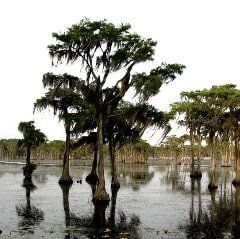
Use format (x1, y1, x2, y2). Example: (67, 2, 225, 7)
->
(0, 0, 240, 145)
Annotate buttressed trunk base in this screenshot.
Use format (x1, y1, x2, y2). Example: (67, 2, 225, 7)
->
(208, 171, 218, 191)
(86, 145, 99, 184)
(59, 154, 73, 185)
(59, 123, 73, 185)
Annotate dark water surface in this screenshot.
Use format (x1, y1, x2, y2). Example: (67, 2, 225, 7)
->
(0, 161, 239, 238)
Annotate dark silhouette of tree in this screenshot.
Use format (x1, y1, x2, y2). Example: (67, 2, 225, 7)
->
(40, 18, 185, 201)
(34, 77, 87, 185)
(18, 121, 47, 185)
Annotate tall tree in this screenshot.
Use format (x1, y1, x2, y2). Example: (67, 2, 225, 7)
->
(45, 19, 185, 201)
(34, 75, 86, 185)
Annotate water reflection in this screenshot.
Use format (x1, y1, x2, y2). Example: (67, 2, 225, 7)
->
(233, 186, 240, 237)
(118, 164, 154, 190)
(33, 171, 48, 184)
(189, 179, 202, 223)
(6, 162, 240, 238)
(60, 183, 141, 238)
(163, 163, 188, 191)
(181, 176, 238, 238)
(16, 182, 44, 235)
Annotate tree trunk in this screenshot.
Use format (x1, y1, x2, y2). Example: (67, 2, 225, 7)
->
(59, 121, 73, 185)
(109, 137, 120, 189)
(26, 147, 31, 165)
(190, 128, 198, 178)
(86, 144, 98, 184)
(93, 111, 110, 202)
(23, 146, 36, 181)
(208, 137, 218, 190)
(190, 129, 195, 172)
(93, 201, 108, 228)
(233, 134, 240, 185)
(196, 133, 202, 177)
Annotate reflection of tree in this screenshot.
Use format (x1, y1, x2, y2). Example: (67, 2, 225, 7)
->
(16, 183, 44, 234)
(60, 185, 72, 228)
(164, 164, 187, 191)
(33, 171, 48, 184)
(117, 164, 154, 190)
(0, 170, 5, 178)
(189, 179, 202, 223)
(61, 184, 141, 238)
(181, 178, 235, 238)
(232, 186, 240, 237)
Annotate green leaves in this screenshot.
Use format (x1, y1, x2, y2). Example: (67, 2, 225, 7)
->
(48, 19, 157, 73)
(134, 63, 185, 101)
(37, 18, 185, 153)
(18, 121, 47, 149)
(172, 84, 240, 143)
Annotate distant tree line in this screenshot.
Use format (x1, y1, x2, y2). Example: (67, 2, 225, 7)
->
(0, 138, 155, 163)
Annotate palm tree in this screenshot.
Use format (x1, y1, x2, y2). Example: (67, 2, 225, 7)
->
(18, 121, 47, 183)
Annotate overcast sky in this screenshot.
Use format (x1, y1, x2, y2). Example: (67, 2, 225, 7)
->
(0, 0, 240, 145)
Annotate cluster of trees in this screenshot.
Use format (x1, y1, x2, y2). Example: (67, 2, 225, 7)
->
(0, 138, 154, 163)
(15, 19, 184, 202)
(171, 84, 240, 189)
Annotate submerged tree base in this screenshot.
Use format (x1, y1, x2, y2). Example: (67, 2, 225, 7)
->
(58, 176, 73, 185)
(208, 182, 218, 191)
(92, 189, 110, 203)
(86, 172, 98, 185)
(190, 171, 202, 179)
(232, 178, 240, 186)
(111, 180, 120, 189)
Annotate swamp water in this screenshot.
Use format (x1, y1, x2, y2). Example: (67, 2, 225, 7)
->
(0, 161, 239, 238)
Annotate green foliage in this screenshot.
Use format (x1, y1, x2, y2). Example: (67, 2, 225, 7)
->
(35, 18, 185, 170)
(134, 63, 185, 101)
(18, 121, 47, 150)
(48, 19, 156, 70)
(46, 18, 185, 113)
